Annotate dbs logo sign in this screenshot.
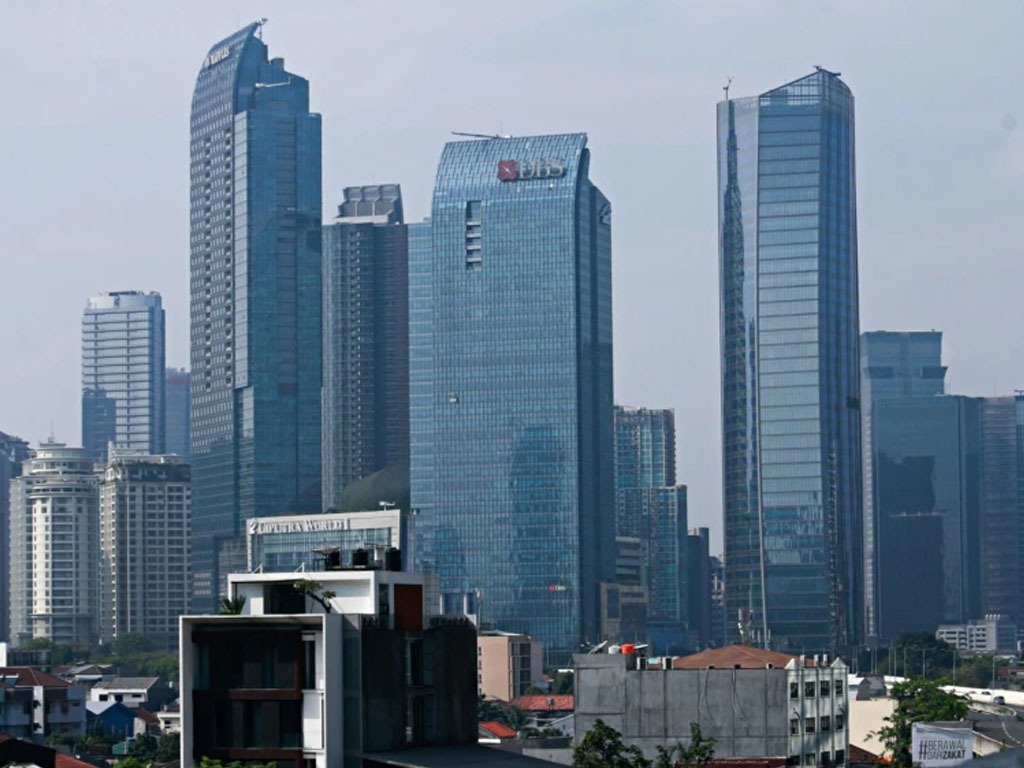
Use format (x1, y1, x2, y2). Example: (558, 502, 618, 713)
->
(497, 158, 566, 181)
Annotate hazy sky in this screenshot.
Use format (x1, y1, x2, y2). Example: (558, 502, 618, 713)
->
(2, 1, 1023, 551)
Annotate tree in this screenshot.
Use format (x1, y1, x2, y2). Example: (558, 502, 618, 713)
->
(113, 631, 151, 656)
(218, 596, 246, 615)
(654, 723, 716, 768)
(22, 637, 53, 650)
(875, 677, 969, 767)
(573, 719, 650, 768)
(293, 579, 337, 613)
(127, 733, 158, 760)
(551, 670, 574, 695)
(118, 759, 147, 768)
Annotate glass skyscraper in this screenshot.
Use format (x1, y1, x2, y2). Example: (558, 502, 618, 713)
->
(410, 134, 614, 664)
(860, 331, 946, 638)
(81, 291, 165, 461)
(189, 22, 322, 611)
(322, 184, 409, 510)
(718, 69, 861, 652)
(165, 367, 191, 460)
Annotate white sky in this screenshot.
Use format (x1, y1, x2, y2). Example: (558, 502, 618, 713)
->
(2, 0, 1023, 552)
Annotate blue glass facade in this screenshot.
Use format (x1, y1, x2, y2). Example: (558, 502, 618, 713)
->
(860, 331, 946, 637)
(409, 134, 614, 664)
(718, 71, 861, 652)
(189, 23, 322, 612)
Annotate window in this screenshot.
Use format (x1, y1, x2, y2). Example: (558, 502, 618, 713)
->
(821, 752, 831, 767)
(835, 713, 844, 730)
(835, 750, 845, 765)
(820, 680, 830, 697)
(835, 680, 843, 696)
(805, 755, 814, 766)
(790, 717, 799, 735)
(805, 681, 816, 698)
(821, 715, 830, 731)
(790, 682, 799, 699)
(805, 717, 815, 734)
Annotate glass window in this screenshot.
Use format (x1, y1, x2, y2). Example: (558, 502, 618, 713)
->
(821, 715, 830, 731)
(790, 716, 799, 734)
(805, 716, 815, 732)
(805, 681, 816, 698)
(790, 682, 799, 699)
(820, 680, 830, 697)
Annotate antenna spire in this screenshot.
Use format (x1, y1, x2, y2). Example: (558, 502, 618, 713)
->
(723, 76, 734, 100)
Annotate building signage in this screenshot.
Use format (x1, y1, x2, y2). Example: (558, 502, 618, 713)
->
(497, 159, 565, 182)
(250, 518, 354, 535)
(911, 723, 972, 768)
(203, 46, 231, 69)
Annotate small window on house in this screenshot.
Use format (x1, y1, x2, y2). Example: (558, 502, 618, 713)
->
(835, 713, 844, 730)
(835, 750, 845, 765)
(805, 681, 815, 698)
(835, 680, 844, 696)
(790, 717, 799, 735)
(820, 680, 830, 697)
(821, 715, 830, 731)
(805, 717, 815, 734)
(790, 682, 799, 699)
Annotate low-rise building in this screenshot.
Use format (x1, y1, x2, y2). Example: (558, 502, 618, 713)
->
(936, 615, 1018, 653)
(89, 676, 160, 709)
(478, 630, 543, 701)
(0, 667, 87, 742)
(575, 645, 849, 765)
(179, 564, 478, 768)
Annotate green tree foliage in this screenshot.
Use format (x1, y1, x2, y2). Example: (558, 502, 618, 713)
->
(292, 579, 337, 612)
(550, 670, 574, 695)
(117, 758, 147, 768)
(127, 732, 179, 762)
(476, 694, 529, 732)
(218, 596, 246, 615)
(875, 677, 969, 767)
(654, 723, 717, 768)
(198, 759, 276, 768)
(113, 631, 152, 656)
(573, 719, 651, 768)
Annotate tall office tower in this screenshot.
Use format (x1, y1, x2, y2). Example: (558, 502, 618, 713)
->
(81, 291, 166, 462)
(322, 184, 409, 510)
(189, 22, 322, 611)
(687, 527, 713, 650)
(872, 396, 981, 638)
(9, 443, 99, 646)
(99, 450, 190, 651)
(614, 406, 676, 534)
(709, 555, 726, 647)
(410, 135, 613, 664)
(718, 69, 861, 653)
(978, 396, 1024, 623)
(860, 331, 946, 639)
(0, 431, 29, 640)
(165, 368, 191, 460)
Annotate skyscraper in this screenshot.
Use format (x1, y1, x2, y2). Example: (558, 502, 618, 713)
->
(189, 22, 322, 611)
(9, 443, 99, 646)
(322, 184, 409, 510)
(718, 69, 861, 652)
(99, 450, 190, 650)
(0, 430, 29, 640)
(410, 134, 613, 664)
(165, 367, 191, 460)
(81, 291, 165, 461)
(860, 331, 946, 638)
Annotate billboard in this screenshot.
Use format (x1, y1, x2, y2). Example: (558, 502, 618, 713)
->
(911, 723, 973, 768)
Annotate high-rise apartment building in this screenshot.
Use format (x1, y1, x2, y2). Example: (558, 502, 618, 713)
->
(189, 22, 322, 611)
(410, 134, 613, 664)
(613, 407, 676, 535)
(9, 443, 99, 646)
(322, 184, 409, 510)
(718, 69, 861, 652)
(165, 368, 191, 460)
(687, 527, 713, 650)
(99, 449, 190, 651)
(81, 291, 165, 461)
(872, 396, 981, 639)
(860, 331, 946, 639)
(0, 431, 29, 640)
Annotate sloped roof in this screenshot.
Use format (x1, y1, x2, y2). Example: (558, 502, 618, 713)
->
(510, 694, 573, 711)
(92, 676, 159, 690)
(0, 666, 69, 687)
(135, 707, 159, 724)
(57, 754, 100, 768)
(479, 721, 517, 739)
(671, 645, 796, 670)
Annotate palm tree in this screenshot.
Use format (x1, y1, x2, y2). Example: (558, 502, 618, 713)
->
(218, 596, 246, 615)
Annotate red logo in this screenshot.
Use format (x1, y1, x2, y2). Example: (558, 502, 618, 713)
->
(497, 160, 518, 181)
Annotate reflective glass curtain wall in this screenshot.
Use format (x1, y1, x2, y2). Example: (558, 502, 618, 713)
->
(189, 23, 322, 612)
(410, 134, 614, 665)
(718, 70, 861, 652)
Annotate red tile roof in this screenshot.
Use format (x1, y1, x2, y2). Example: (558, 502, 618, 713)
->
(0, 666, 69, 687)
(57, 755, 99, 768)
(849, 745, 881, 766)
(510, 694, 573, 711)
(135, 707, 159, 724)
(479, 721, 517, 739)
(671, 645, 796, 670)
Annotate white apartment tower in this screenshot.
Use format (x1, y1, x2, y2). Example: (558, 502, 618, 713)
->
(9, 443, 99, 646)
(100, 449, 190, 650)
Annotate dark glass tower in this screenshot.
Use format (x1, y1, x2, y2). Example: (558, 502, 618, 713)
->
(189, 22, 322, 611)
(718, 70, 861, 652)
(410, 134, 614, 664)
(0, 430, 29, 640)
(860, 331, 946, 638)
(322, 185, 409, 510)
(165, 367, 191, 460)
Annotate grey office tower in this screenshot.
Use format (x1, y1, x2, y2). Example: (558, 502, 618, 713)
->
(410, 134, 614, 665)
(322, 185, 409, 510)
(189, 22, 322, 611)
(165, 368, 191, 460)
(82, 291, 166, 461)
(718, 70, 862, 652)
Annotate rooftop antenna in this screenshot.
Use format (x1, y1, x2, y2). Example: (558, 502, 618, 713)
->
(256, 18, 268, 40)
(723, 76, 733, 100)
(451, 131, 511, 140)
